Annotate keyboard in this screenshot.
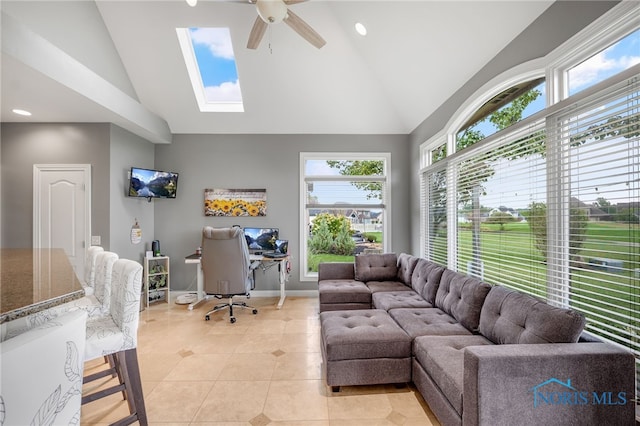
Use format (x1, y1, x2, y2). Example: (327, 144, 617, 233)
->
(263, 252, 287, 259)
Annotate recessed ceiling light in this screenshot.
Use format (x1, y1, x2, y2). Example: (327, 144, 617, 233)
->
(355, 22, 367, 36)
(12, 109, 32, 116)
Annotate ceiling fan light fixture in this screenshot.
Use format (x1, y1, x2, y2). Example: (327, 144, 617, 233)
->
(256, 0, 288, 24)
(186, 0, 197, 7)
(355, 22, 367, 36)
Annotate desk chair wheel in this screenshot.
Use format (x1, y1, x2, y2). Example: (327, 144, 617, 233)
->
(230, 316, 236, 324)
(252, 309, 258, 314)
(205, 315, 210, 321)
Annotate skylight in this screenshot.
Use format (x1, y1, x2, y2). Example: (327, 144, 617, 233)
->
(176, 27, 244, 112)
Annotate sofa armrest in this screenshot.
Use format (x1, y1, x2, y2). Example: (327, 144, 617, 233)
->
(463, 342, 635, 426)
(318, 262, 355, 282)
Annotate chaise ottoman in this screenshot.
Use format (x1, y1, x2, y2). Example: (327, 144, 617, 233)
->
(320, 309, 412, 392)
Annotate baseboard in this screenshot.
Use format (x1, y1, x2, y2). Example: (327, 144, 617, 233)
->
(170, 290, 319, 299)
(250, 289, 319, 298)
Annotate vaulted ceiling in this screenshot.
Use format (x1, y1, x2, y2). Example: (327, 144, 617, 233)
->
(1, 1, 554, 143)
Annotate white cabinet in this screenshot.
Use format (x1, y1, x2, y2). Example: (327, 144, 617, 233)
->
(144, 256, 170, 306)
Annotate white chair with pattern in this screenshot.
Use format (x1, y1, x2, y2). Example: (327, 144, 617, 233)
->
(82, 258, 147, 425)
(0, 310, 87, 426)
(2, 251, 119, 341)
(83, 245, 104, 296)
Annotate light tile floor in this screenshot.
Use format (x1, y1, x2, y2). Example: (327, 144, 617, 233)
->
(81, 296, 440, 425)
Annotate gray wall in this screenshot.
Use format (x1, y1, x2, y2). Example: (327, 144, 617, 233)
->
(154, 134, 410, 292)
(407, 0, 619, 255)
(1, 123, 111, 248)
(0, 125, 409, 294)
(109, 124, 156, 263)
(0, 122, 157, 260)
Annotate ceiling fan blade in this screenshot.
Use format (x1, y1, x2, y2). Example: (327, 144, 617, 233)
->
(247, 16, 268, 49)
(284, 0, 308, 5)
(283, 8, 326, 49)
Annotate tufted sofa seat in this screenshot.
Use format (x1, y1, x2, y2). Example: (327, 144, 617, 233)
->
(318, 253, 636, 426)
(320, 309, 412, 391)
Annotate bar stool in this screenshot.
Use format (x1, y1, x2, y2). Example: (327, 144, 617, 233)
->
(82, 258, 147, 425)
(0, 310, 87, 425)
(1, 251, 119, 341)
(83, 245, 104, 296)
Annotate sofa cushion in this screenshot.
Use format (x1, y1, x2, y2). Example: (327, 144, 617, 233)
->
(355, 253, 398, 282)
(318, 262, 355, 281)
(396, 253, 419, 285)
(435, 270, 492, 333)
(366, 280, 413, 293)
(320, 309, 411, 361)
(413, 335, 493, 416)
(318, 280, 371, 304)
(411, 259, 445, 304)
(479, 285, 586, 344)
(389, 308, 473, 339)
(372, 290, 433, 311)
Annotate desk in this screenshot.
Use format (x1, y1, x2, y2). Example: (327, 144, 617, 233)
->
(184, 254, 290, 310)
(0, 249, 84, 324)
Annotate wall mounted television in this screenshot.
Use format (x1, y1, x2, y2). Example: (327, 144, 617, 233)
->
(243, 227, 279, 253)
(128, 167, 179, 201)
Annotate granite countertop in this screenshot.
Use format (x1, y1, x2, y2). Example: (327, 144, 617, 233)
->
(0, 248, 84, 324)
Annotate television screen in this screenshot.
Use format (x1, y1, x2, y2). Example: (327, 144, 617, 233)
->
(129, 167, 179, 199)
(243, 227, 279, 252)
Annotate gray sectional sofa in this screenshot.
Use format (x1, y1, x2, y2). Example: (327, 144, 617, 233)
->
(318, 253, 635, 426)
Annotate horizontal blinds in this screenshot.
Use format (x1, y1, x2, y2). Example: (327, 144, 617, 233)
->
(426, 165, 448, 266)
(550, 76, 639, 358)
(453, 120, 548, 296)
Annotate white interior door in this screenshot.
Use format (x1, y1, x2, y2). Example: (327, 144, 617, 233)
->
(33, 164, 91, 279)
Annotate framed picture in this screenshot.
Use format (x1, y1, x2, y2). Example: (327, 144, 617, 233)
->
(204, 188, 267, 217)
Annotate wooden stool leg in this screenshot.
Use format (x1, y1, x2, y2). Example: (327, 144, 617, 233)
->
(83, 350, 147, 426)
(118, 348, 148, 426)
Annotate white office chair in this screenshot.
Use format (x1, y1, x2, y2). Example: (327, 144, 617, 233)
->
(83, 245, 104, 296)
(82, 258, 147, 425)
(201, 226, 258, 323)
(0, 310, 87, 426)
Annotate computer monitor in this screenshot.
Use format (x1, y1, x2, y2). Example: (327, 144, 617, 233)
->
(243, 227, 279, 253)
(274, 240, 288, 255)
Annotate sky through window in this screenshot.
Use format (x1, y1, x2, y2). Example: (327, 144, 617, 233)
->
(177, 27, 244, 112)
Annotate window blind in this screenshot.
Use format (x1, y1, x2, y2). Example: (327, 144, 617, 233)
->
(453, 120, 548, 295)
(420, 61, 639, 397)
(548, 75, 639, 361)
(424, 165, 448, 266)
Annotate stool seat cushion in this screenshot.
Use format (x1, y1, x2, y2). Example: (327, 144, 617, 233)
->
(85, 316, 128, 360)
(321, 309, 411, 361)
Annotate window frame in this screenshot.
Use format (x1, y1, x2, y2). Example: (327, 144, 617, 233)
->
(299, 152, 391, 281)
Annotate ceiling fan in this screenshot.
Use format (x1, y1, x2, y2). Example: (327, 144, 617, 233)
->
(244, 0, 326, 50)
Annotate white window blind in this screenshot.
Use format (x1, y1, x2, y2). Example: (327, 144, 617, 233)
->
(548, 75, 639, 360)
(422, 68, 639, 390)
(453, 120, 548, 295)
(424, 165, 448, 266)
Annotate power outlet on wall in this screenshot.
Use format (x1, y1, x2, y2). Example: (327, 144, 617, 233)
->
(91, 236, 101, 246)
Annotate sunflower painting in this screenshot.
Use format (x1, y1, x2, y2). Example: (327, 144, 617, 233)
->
(204, 188, 267, 217)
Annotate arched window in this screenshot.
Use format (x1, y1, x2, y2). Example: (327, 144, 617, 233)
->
(456, 77, 545, 152)
(420, 2, 640, 394)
